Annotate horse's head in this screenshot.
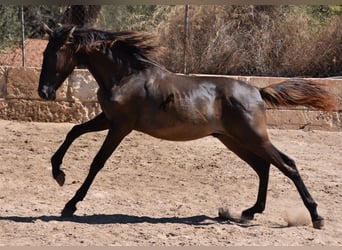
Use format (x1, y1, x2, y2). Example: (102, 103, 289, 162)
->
(38, 24, 77, 100)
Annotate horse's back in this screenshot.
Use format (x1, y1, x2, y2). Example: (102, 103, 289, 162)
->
(133, 70, 266, 141)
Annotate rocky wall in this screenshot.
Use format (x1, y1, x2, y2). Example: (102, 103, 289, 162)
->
(0, 66, 341, 131)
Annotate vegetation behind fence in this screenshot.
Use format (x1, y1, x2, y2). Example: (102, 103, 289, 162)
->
(0, 5, 341, 77)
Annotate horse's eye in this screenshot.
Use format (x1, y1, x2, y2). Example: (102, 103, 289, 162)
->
(56, 73, 60, 77)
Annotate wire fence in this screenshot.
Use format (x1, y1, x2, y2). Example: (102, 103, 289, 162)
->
(0, 5, 189, 72)
(0, 5, 340, 77)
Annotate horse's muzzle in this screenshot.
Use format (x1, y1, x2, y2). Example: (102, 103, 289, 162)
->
(38, 85, 56, 100)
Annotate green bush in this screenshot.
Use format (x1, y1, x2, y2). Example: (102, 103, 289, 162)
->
(0, 5, 65, 51)
(0, 6, 20, 51)
(23, 5, 65, 38)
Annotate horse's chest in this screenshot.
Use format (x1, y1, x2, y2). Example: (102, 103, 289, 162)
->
(96, 88, 125, 119)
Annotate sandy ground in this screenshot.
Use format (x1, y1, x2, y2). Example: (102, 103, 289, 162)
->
(0, 119, 341, 246)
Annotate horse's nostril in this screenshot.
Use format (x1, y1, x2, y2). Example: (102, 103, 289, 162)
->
(38, 86, 55, 100)
(38, 89, 47, 99)
(38, 88, 48, 99)
(42, 90, 49, 99)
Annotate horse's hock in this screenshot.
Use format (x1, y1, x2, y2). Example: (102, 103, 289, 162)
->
(0, 66, 341, 131)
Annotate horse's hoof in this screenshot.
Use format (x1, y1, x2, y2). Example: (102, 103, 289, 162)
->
(313, 217, 324, 229)
(61, 206, 76, 217)
(241, 215, 254, 222)
(55, 172, 65, 186)
(241, 211, 254, 221)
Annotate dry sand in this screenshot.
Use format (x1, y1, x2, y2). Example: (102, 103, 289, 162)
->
(0, 119, 341, 246)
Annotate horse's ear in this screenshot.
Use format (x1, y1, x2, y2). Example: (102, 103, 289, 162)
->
(68, 26, 76, 38)
(60, 26, 76, 44)
(42, 23, 53, 36)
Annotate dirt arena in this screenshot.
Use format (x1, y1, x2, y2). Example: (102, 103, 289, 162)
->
(0, 119, 341, 246)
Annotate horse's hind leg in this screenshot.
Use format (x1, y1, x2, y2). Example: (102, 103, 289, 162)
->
(52, 112, 110, 186)
(216, 135, 270, 220)
(241, 161, 270, 220)
(264, 145, 324, 229)
(219, 132, 323, 228)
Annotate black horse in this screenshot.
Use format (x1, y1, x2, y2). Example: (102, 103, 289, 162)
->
(38, 25, 338, 229)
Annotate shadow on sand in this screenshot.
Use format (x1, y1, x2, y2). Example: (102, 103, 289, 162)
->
(0, 213, 261, 228)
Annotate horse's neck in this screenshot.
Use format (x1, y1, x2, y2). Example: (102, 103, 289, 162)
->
(82, 52, 124, 91)
(79, 49, 159, 92)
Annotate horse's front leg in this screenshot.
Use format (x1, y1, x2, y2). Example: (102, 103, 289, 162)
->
(61, 125, 131, 217)
(51, 112, 110, 186)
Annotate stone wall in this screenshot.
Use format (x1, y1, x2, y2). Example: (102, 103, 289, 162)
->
(0, 67, 101, 123)
(0, 66, 341, 131)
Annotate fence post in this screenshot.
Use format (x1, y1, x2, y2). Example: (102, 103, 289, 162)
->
(20, 5, 26, 67)
(183, 4, 189, 75)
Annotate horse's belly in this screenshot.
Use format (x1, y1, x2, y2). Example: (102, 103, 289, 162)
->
(136, 125, 215, 141)
(135, 112, 224, 141)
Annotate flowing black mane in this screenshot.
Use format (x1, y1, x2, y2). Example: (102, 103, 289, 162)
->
(54, 25, 161, 71)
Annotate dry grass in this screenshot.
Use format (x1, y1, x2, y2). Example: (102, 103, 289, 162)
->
(156, 5, 342, 77)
